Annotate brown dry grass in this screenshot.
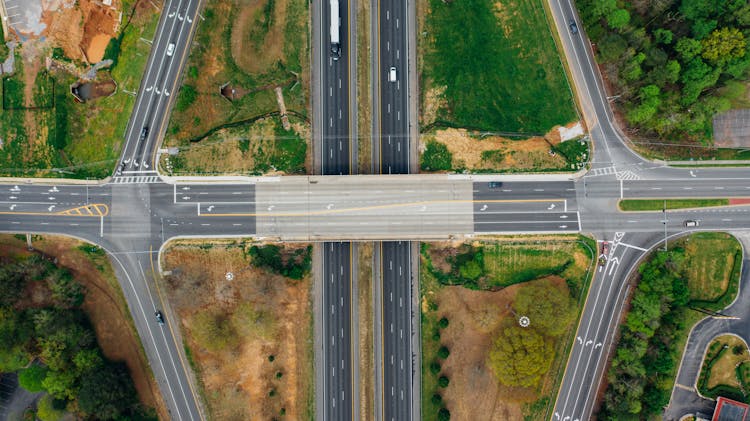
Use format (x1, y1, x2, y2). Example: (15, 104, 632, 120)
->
(231, 0, 287, 74)
(706, 335, 749, 390)
(435, 277, 569, 419)
(161, 241, 313, 420)
(0, 234, 166, 419)
(358, 243, 374, 421)
(422, 127, 568, 171)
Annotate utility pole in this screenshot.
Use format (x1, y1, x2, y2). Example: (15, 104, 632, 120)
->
(662, 200, 668, 252)
(86, 177, 90, 205)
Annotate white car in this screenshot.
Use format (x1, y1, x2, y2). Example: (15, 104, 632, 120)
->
(166, 43, 176, 57)
(388, 67, 397, 82)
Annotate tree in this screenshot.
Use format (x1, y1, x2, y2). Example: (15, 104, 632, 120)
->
(0, 265, 25, 306)
(19, 364, 48, 392)
(36, 394, 66, 421)
(438, 317, 449, 329)
(607, 8, 631, 30)
(653, 28, 673, 45)
(431, 393, 443, 405)
(42, 370, 77, 400)
(438, 375, 450, 388)
(77, 363, 136, 420)
(438, 407, 451, 421)
(488, 323, 554, 388)
(591, 0, 617, 19)
(73, 349, 103, 373)
(513, 280, 576, 337)
(701, 27, 746, 64)
(430, 361, 441, 375)
(675, 38, 702, 60)
(438, 346, 450, 359)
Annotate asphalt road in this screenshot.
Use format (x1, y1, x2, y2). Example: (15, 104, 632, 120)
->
(118, 0, 200, 174)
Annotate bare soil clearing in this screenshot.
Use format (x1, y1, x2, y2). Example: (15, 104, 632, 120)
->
(161, 241, 313, 420)
(0, 234, 165, 419)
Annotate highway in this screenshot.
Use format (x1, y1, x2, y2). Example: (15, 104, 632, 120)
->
(318, 0, 357, 417)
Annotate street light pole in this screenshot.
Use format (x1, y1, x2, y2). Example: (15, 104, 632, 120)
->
(662, 200, 668, 252)
(86, 178, 89, 205)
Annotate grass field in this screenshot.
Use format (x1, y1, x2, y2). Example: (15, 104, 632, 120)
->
(162, 115, 308, 176)
(681, 232, 742, 306)
(419, 0, 576, 133)
(0, 5, 158, 178)
(164, 0, 310, 175)
(161, 240, 314, 420)
(420, 236, 595, 420)
(698, 335, 750, 400)
(619, 199, 730, 211)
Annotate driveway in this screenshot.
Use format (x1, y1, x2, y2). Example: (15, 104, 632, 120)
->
(664, 231, 750, 420)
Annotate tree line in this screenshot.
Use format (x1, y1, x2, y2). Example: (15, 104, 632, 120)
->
(577, 0, 750, 148)
(0, 253, 155, 420)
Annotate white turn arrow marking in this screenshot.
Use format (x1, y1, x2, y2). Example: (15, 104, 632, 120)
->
(608, 257, 620, 275)
(178, 14, 184, 20)
(559, 225, 568, 229)
(48, 197, 55, 201)
(554, 413, 560, 420)
(146, 86, 153, 92)
(560, 215, 568, 218)
(48, 205, 55, 211)
(182, 196, 190, 200)
(595, 342, 602, 349)
(182, 187, 190, 190)
(327, 204, 334, 210)
(187, 16, 193, 23)
(49, 186, 59, 192)
(207, 205, 214, 212)
(10, 185, 20, 191)
(9, 196, 17, 200)
(9, 204, 16, 210)
(690, 170, 696, 177)
(169, 11, 175, 17)
(267, 205, 275, 211)
(480, 204, 488, 211)
(548, 203, 556, 210)
(576, 336, 583, 344)
(585, 340, 593, 346)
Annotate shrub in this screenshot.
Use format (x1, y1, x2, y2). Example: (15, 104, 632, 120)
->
(19, 364, 48, 392)
(733, 345, 745, 356)
(432, 330, 441, 341)
(438, 407, 451, 421)
(431, 393, 442, 405)
(438, 317, 449, 329)
(421, 141, 452, 171)
(430, 361, 441, 375)
(438, 346, 450, 359)
(438, 375, 450, 388)
(276, 371, 283, 379)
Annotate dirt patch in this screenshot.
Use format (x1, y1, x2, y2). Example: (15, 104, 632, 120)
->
(161, 242, 313, 420)
(37, 0, 119, 63)
(0, 235, 166, 419)
(435, 277, 568, 419)
(231, 0, 287, 74)
(423, 127, 569, 171)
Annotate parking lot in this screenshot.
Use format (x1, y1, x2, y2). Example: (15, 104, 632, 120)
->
(1, 0, 47, 38)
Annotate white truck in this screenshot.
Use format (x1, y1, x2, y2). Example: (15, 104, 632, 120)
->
(330, 0, 341, 60)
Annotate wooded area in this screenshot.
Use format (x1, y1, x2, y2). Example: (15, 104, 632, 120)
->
(577, 0, 750, 152)
(0, 253, 153, 420)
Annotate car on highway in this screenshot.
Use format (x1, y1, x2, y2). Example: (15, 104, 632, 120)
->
(166, 42, 176, 57)
(684, 220, 699, 227)
(388, 66, 397, 82)
(140, 126, 149, 141)
(598, 241, 609, 266)
(569, 19, 578, 34)
(155, 311, 165, 325)
(488, 181, 503, 189)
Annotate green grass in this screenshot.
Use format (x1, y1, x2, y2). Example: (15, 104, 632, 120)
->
(619, 199, 730, 211)
(0, 23, 8, 61)
(420, 140, 453, 171)
(682, 232, 742, 309)
(422, 0, 576, 133)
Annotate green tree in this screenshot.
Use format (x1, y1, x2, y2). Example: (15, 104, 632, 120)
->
(430, 361, 441, 375)
(438, 375, 450, 388)
(591, 0, 617, 19)
(438, 346, 450, 359)
(36, 394, 66, 421)
(431, 393, 442, 405)
(675, 37, 702, 60)
(513, 280, 576, 337)
(607, 8, 631, 30)
(488, 323, 554, 388)
(42, 370, 77, 400)
(77, 363, 136, 420)
(438, 407, 451, 421)
(438, 317, 449, 329)
(653, 28, 673, 45)
(701, 27, 746, 64)
(19, 364, 48, 392)
(0, 265, 25, 306)
(73, 349, 103, 373)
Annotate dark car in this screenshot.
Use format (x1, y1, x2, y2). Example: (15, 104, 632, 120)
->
(488, 181, 503, 189)
(598, 241, 610, 266)
(569, 19, 578, 34)
(155, 311, 165, 325)
(140, 126, 149, 141)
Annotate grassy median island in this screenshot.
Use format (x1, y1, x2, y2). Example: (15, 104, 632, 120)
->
(418, 0, 581, 173)
(619, 198, 730, 211)
(420, 236, 595, 420)
(598, 232, 742, 419)
(160, 241, 313, 420)
(0, 234, 161, 420)
(163, 0, 310, 176)
(697, 335, 750, 402)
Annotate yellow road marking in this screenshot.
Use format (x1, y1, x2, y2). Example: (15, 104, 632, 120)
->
(199, 198, 566, 217)
(0, 203, 110, 217)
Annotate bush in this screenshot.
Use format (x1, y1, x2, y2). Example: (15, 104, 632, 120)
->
(432, 330, 441, 341)
(438, 407, 451, 421)
(438, 375, 450, 388)
(438, 346, 450, 359)
(430, 361, 441, 375)
(421, 141, 452, 171)
(431, 393, 442, 405)
(36, 394, 65, 421)
(438, 317, 449, 329)
(19, 364, 48, 392)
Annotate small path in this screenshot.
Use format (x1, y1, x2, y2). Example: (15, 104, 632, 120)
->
(664, 231, 750, 420)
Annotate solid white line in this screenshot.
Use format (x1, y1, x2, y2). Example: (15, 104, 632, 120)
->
(618, 242, 647, 252)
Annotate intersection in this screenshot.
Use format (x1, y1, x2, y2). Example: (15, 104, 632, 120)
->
(0, 0, 749, 420)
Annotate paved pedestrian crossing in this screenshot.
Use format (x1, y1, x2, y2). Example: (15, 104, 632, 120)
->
(586, 166, 641, 180)
(111, 175, 162, 184)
